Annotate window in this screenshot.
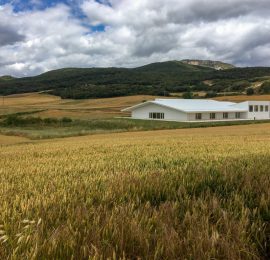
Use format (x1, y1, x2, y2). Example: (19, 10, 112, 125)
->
(249, 105, 253, 112)
(235, 112, 241, 119)
(223, 112, 228, 119)
(210, 113, 216, 120)
(149, 112, 164, 119)
(265, 106, 269, 112)
(195, 113, 202, 120)
(260, 105, 264, 112)
(254, 105, 258, 112)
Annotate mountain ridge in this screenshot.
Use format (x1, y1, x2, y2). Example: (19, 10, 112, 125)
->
(0, 60, 270, 99)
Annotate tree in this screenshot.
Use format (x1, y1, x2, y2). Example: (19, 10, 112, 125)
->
(259, 82, 270, 94)
(231, 80, 250, 91)
(205, 91, 217, 98)
(182, 92, 193, 99)
(246, 88, 254, 95)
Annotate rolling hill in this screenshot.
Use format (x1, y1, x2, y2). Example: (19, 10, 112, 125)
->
(0, 75, 15, 81)
(1, 60, 270, 98)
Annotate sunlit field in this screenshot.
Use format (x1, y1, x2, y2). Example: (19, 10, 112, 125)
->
(0, 93, 159, 119)
(1, 124, 270, 259)
(0, 134, 29, 145)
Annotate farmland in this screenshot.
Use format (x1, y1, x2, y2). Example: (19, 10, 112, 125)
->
(1, 124, 270, 259)
(0, 92, 156, 119)
(1, 92, 270, 139)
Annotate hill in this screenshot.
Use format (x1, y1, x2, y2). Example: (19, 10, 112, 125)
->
(0, 75, 15, 81)
(1, 60, 270, 98)
(181, 59, 235, 70)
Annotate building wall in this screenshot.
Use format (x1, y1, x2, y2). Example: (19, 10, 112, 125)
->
(188, 112, 247, 121)
(246, 101, 270, 120)
(131, 103, 188, 121)
(130, 101, 270, 122)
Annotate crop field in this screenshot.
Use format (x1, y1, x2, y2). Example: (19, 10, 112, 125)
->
(0, 123, 270, 259)
(0, 92, 269, 120)
(0, 134, 29, 145)
(1, 92, 270, 140)
(1, 92, 270, 120)
(0, 93, 160, 119)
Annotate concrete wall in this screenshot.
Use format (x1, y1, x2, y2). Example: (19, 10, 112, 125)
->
(247, 101, 270, 120)
(131, 103, 187, 121)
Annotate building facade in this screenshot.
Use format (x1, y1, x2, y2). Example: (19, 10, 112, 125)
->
(122, 99, 270, 122)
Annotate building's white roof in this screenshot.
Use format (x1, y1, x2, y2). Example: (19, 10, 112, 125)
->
(122, 99, 248, 113)
(153, 99, 243, 112)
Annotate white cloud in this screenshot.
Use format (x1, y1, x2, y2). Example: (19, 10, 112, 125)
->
(1, 0, 270, 76)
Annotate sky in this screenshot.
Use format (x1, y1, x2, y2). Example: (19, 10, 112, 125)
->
(0, 0, 270, 77)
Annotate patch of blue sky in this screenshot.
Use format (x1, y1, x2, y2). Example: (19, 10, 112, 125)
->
(95, 0, 112, 7)
(0, 0, 110, 11)
(90, 24, 106, 32)
(0, 0, 106, 32)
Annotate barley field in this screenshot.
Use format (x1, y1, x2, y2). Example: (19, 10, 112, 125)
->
(1, 124, 270, 259)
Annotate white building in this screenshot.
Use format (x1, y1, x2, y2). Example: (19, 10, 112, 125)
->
(122, 99, 270, 122)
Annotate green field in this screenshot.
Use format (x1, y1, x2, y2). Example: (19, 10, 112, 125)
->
(1, 116, 270, 139)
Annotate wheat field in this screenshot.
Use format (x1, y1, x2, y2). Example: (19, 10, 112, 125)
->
(0, 134, 29, 145)
(1, 124, 270, 259)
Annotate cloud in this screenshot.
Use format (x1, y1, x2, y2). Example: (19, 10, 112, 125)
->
(0, 25, 25, 46)
(81, 0, 270, 26)
(1, 0, 270, 76)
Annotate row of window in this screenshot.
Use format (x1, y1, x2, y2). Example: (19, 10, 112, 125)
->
(149, 112, 164, 119)
(195, 112, 241, 120)
(149, 112, 242, 120)
(249, 105, 269, 112)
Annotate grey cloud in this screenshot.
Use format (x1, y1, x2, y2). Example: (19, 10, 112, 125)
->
(0, 25, 25, 46)
(168, 0, 270, 24)
(239, 27, 270, 51)
(132, 28, 180, 57)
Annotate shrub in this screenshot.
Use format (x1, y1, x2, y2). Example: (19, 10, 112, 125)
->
(259, 81, 270, 94)
(182, 92, 193, 99)
(44, 118, 58, 124)
(205, 91, 217, 98)
(61, 117, 73, 123)
(0, 115, 72, 127)
(1, 115, 43, 126)
(246, 87, 254, 95)
(231, 80, 250, 91)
